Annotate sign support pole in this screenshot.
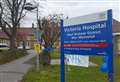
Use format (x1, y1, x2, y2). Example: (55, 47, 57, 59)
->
(33, 23, 41, 72)
(36, 53, 40, 71)
(36, 28, 40, 71)
(108, 51, 114, 82)
(107, 9, 114, 82)
(61, 19, 65, 82)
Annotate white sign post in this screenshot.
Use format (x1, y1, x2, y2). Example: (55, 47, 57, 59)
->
(65, 55, 89, 67)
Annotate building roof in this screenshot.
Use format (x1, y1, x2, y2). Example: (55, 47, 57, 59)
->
(0, 30, 8, 39)
(17, 28, 33, 36)
(112, 19, 120, 33)
(0, 28, 33, 39)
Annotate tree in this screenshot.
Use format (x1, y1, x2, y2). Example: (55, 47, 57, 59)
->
(0, 0, 26, 50)
(40, 14, 60, 48)
(37, 14, 60, 65)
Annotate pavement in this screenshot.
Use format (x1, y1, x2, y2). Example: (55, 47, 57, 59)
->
(0, 50, 37, 82)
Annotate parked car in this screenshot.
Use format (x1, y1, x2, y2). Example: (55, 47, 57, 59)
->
(0, 43, 9, 51)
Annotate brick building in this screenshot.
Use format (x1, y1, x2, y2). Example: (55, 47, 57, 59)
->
(0, 28, 36, 48)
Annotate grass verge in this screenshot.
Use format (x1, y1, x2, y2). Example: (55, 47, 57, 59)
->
(51, 50, 60, 59)
(21, 65, 108, 82)
(0, 49, 28, 65)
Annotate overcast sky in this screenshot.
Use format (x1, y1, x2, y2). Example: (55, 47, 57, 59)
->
(21, 0, 120, 27)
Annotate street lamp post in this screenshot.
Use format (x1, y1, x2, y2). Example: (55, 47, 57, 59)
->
(24, 2, 40, 71)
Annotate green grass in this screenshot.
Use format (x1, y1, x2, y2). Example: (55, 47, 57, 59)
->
(0, 49, 28, 64)
(113, 55, 120, 82)
(0, 48, 9, 52)
(22, 65, 60, 82)
(51, 50, 60, 59)
(22, 65, 108, 82)
(22, 52, 120, 82)
(65, 66, 107, 82)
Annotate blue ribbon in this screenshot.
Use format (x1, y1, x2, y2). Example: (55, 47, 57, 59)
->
(43, 47, 53, 52)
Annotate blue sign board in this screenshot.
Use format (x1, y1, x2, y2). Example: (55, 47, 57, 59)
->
(63, 15, 112, 56)
(61, 9, 113, 82)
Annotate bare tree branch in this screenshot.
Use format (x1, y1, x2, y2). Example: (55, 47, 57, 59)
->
(0, 0, 27, 49)
(17, 0, 26, 24)
(38, 15, 60, 48)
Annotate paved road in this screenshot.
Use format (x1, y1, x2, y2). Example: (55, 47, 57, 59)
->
(0, 50, 37, 82)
